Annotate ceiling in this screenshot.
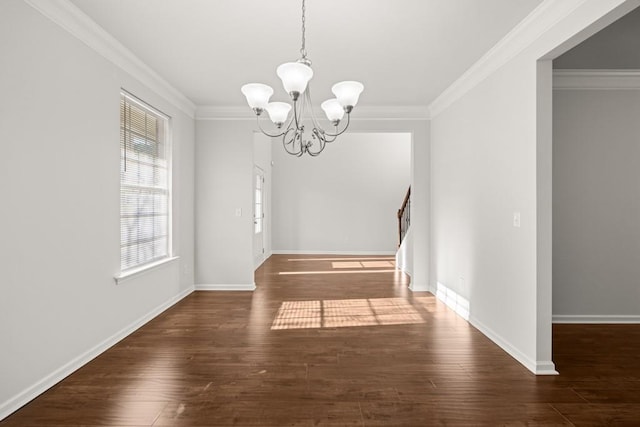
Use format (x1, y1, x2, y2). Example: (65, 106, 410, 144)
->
(555, 5, 640, 69)
(70, 0, 544, 108)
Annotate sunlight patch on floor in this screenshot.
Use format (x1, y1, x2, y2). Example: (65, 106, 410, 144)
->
(287, 257, 395, 262)
(278, 269, 397, 275)
(271, 297, 431, 330)
(331, 261, 396, 269)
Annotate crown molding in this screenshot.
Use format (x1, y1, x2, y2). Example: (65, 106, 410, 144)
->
(553, 69, 640, 89)
(428, 0, 590, 118)
(24, 0, 196, 118)
(196, 105, 430, 121)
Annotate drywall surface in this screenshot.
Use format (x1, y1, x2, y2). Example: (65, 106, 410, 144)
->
(0, 0, 195, 416)
(431, 53, 540, 366)
(553, 88, 640, 318)
(195, 120, 255, 286)
(271, 132, 411, 254)
(429, 0, 638, 372)
(396, 227, 413, 276)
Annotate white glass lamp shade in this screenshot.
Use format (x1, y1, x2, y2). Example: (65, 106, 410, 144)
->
(276, 62, 313, 97)
(331, 81, 364, 108)
(321, 99, 345, 122)
(241, 83, 274, 110)
(265, 102, 291, 126)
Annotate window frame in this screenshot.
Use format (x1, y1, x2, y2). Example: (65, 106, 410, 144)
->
(116, 90, 174, 282)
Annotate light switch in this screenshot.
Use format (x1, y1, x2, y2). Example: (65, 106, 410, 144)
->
(513, 211, 521, 228)
(235, 208, 242, 217)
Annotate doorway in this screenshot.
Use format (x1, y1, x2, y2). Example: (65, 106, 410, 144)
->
(535, 2, 640, 373)
(253, 165, 266, 267)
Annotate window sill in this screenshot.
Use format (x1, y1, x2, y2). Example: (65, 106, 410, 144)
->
(115, 256, 180, 285)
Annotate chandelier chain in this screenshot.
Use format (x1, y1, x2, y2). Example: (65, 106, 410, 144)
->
(300, 0, 307, 58)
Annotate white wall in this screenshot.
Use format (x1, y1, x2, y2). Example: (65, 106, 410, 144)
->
(553, 87, 640, 320)
(431, 54, 541, 368)
(429, 0, 639, 373)
(0, 0, 195, 417)
(271, 132, 411, 254)
(195, 120, 255, 287)
(396, 227, 413, 276)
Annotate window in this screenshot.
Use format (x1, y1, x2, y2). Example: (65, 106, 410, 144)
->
(120, 92, 171, 272)
(254, 171, 263, 234)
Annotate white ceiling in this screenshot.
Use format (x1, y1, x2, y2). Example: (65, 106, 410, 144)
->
(70, 0, 544, 108)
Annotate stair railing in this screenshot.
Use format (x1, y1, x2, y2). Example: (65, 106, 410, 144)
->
(397, 186, 411, 246)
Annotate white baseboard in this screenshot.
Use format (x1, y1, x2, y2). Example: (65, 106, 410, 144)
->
(409, 282, 429, 292)
(271, 250, 396, 256)
(435, 282, 469, 320)
(0, 286, 195, 421)
(469, 315, 558, 376)
(535, 361, 559, 375)
(195, 283, 256, 291)
(553, 314, 640, 324)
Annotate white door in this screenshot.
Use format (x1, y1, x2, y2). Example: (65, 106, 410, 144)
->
(253, 166, 265, 267)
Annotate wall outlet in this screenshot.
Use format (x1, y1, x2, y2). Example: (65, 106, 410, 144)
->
(235, 208, 242, 217)
(513, 211, 521, 228)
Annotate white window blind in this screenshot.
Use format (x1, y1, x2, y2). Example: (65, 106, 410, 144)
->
(120, 92, 170, 272)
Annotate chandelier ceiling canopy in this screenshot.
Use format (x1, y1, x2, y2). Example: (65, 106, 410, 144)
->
(240, 0, 364, 157)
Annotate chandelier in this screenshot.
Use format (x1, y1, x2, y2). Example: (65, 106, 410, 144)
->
(240, 0, 364, 157)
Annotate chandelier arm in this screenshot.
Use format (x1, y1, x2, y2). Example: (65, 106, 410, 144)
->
(282, 128, 302, 156)
(281, 112, 296, 134)
(292, 99, 303, 130)
(256, 116, 289, 138)
(303, 87, 327, 133)
(320, 112, 351, 138)
(320, 130, 338, 143)
(306, 130, 326, 156)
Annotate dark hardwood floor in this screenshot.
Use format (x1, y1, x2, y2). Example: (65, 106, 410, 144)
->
(2, 254, 640, 426)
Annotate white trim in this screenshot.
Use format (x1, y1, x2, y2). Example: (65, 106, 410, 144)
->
(553, 314, 640, 324)
(115, 256, 180, 285)
(195, 283, 257, 291)
(271, 250, 396, 256)
(409, 282, 429, 292)
(429, 0, 589, 118)
(469, 315, 558, 376)
(553, 69, 640, 89)
(23, 0, 196, 118)
(196, 105, 430, 121)
(0, 286, 194, 421)
(534, 361, 559, 375)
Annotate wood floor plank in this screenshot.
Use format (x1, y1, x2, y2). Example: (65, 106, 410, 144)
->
(2, 254, 640, 425)
(552, 403, 640, 426)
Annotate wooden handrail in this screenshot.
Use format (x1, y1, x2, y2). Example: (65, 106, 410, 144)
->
(398, 187, 411, 218)
(397, 186, 411, 246)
